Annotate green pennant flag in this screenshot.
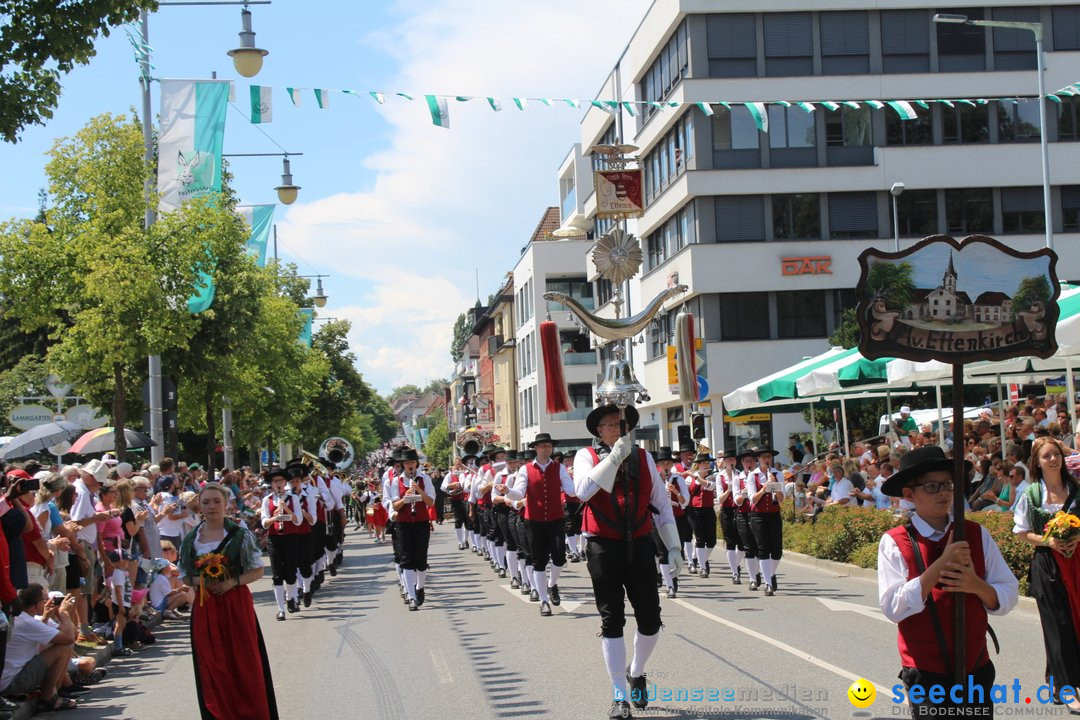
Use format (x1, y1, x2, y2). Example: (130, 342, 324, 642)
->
(315, 89, 330, 109)
(249, 85, 272, 123)
(487, 97, 502, 111)
(695, 102, 714, 117)
(286, 87, 302, 107)
(538, 98, 553, 107)
(796, 101, 815, 113)
(842, 101, 860, 109)
(564, 99, 580, 108)
(425, 94, 450, 128)
(621, 101, 636, 117)
(887, 100, 918, 120)
(821, 101, 839, 111)
(397, 92, 415, 101)
(865, 100, 884, 109)
(512, 97, 527, 110)
(370, 91, 386, 104)
(745, 102, 768, 132)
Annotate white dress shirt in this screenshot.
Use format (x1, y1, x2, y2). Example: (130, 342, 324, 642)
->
(662, 472, 689, 510)
(441, 470, 470, 494)
(877, 512, 1019, 623)
(387, 471, 436, 505)
(329, 476, 346, 511)
(744, 467, 785, 506)
(572, 446, 675, 534)
(260, 493, 302, 529)
(506, 459, 575, 502)
(1012, 479, 1057, 533)
(828, 477, 854, 504)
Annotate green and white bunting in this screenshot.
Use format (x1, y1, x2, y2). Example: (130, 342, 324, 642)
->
(425, 94, 450, 129)
(219, 80, 1080, 132)
(249, 85, 272, 124)
(158, 79, 230, 214)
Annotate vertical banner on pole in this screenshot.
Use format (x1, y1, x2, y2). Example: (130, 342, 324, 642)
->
(238, 204, 276, 267)
(158, 79, 231, 313)
(856, 233, 1060, 684)
(298, 308, 315, 347)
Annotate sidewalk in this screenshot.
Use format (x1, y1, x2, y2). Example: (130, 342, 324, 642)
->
(10, 614, 164, 720)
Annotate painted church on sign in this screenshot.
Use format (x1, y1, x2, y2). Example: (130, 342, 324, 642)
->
(901, 255, 1013, 324)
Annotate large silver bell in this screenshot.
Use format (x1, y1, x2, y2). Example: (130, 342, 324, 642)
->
(596, 353, 646, 407)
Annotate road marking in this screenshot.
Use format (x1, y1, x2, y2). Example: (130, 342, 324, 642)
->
(499, 583, 583, 613)
(430, 648, 454, 685)
(816, 597, 891, 624)
(671, 597, 894, 697)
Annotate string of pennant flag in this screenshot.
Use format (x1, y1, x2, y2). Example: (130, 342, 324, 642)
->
(234, 80, 1080, 131)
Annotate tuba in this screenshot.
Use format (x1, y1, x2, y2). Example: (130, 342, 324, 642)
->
(457, 429, 483, 457)
(319, 437, 355, 471)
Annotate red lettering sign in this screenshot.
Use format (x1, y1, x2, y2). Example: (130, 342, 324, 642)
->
(781, 256, 832, 276)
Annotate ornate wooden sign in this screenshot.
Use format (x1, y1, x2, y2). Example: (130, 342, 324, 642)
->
(856, 235, 1059, 363)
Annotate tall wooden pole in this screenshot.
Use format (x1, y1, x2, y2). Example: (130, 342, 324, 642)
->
(951, 363, 966, 683)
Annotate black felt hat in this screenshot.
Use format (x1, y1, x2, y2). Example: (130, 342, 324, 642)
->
(585, 404, 639, 437)
(881, 446, 971, 497)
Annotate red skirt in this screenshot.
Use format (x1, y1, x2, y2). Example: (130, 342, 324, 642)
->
(371, 504, 388, 528)
(191, 584, 278, 720)
(1053, 550, 1080, 644)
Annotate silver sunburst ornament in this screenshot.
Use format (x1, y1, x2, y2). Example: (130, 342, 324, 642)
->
(592, 229, 643, 286)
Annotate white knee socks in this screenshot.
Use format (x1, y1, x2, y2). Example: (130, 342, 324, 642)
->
(273, 585, 286, 612)
(402, 569, 418, 600)
(518, 558, 529, 586)
(630, 630, 660, 678)
(286, 582, 297, 603)
(417, 570, 426, 589)
(682, 541, 693, 563)
(532, 568, 549, 602)
(507, 550, 519, 579)
(694, 547, 707, 569)
(602, 637, 629, 702)
(659, 563, 673, 590)
(456, 527, 465, 544)
(748, 557, 761, 579)
(761, 558, 775, 584)
(549, 564, 562, 586)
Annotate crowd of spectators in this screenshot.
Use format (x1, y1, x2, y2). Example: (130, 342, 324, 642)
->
(782, 392, 1080, 521)
(0, 454, 280, 717)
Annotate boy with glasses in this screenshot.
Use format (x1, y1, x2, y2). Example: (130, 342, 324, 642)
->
(878, 446, 1019, 719)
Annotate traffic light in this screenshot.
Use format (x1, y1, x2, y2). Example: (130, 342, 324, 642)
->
(691, 413, 706, 440)
(676, 424, 692, 447)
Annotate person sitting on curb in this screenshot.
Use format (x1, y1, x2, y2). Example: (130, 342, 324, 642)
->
(0, 584, 79, 712)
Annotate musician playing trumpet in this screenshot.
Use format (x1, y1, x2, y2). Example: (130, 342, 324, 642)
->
(442, 454, 477, 550)
(260, 468, 303, 621)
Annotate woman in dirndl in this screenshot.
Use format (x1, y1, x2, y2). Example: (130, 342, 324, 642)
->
(1013, 436, 1080, 713)
(180, 483, 278, 720)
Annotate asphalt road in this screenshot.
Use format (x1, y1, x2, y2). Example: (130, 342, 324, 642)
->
(63, 523, 1068, 720)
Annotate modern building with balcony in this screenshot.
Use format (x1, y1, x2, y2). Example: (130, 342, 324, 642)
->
(562, 0, 1080, 453)
(514, 207, 602, 449)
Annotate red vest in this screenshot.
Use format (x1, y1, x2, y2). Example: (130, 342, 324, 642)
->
(582, 448, 654, 541)
(476, 464, 493, 507)
(688, 474, 715, 508)
(293, 490, 313, 534)
(447, 473, 466, 498)
(717, 472, 737, 509)
(397, 477, 429, 523)
(748, 469, 781, 513)
(267, 495, 299, 536)
(887, 521, 989, 675)
(664, 475, 684, 517)
(525, 461, 565, 522)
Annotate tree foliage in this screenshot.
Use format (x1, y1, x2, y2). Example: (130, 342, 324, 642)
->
(1012, 275, 1051, 313)
(0, 355, 49, 435)
(0, 0, 157, 143)
(423, 414, 451, 469)
(0, 113, 213, 458)
(865, 260, 915, 310)
(829, 307, 860, 349)
(450, 311, 470, 362)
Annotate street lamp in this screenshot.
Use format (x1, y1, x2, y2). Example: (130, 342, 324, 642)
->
(890, 182, 905, 252)
(227, 7, 269, 78)
(933, 13, 1052, 249)
(280, 274, 330, 307)
(275, 156, 301, 205)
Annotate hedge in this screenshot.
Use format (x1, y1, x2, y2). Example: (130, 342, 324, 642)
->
(780, 507, 1033, 596)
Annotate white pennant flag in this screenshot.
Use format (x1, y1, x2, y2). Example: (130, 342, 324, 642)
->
(287, 87, 302, 107)
(425, 94, 450, 129)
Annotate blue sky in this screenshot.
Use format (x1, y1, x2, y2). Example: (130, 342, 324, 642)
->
(904, 241, 1051, 299)
(0, 0, 649, 393)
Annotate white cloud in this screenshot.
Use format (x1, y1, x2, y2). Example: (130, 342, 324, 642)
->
(280, 0, 650, 394)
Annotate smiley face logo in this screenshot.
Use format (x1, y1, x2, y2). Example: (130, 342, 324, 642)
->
(847, 678, 876, 708)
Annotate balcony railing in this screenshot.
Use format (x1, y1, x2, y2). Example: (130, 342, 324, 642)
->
(563, 350, 597, 366)
(561, 186, 577, 222)
(551, 406, 590, 421)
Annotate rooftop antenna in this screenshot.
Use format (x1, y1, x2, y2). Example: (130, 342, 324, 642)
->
(475, 268, 480, 304)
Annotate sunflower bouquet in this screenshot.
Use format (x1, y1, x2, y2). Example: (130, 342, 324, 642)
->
(193, 552, 231, 604)
(1042, 511, 1080, 558)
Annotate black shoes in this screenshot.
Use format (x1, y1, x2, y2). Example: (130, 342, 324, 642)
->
(570, 552, 581, 563)
(749, 573, 762, 591)
(520, 583, 530, 596)
(529, 589, 540, 603)
(608, 700, 632, 719)
(498, 568, 507, 579)
(771, 576, 778, 592)
(733, 568, 742, 585)
(665, 586, 676, 599)
(276, 610, 285, 621)
(764, 585, 774, 596)
(656, 574, 662, 588)
(626, 669, 648, 709)
(408, 598, 418, 611)
(303, 591, 313, 608)
(539, 601, 552, 616)
(510, 577, 520, 589)
(329, 565, 337, 577)
(700, 563, 710, 579)
(287, 599, 299, 614)
(416, 588, 425, 606)
(549, 585, 561, 606)
(688, 562, 699, 575)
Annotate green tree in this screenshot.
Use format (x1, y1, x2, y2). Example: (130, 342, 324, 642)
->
(865, 260, 915, 311)
(450, 311, 470, 362)
(0, 0, 157, 143)
(0, 355, 49, 435)
(0, 113, 212, 459)
(829, 307, 860, 349)
(1012, 275, 1051, 314)
(423, 414, 451, 469)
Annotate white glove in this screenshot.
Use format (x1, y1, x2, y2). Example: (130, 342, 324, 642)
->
(610, 435, 634, 465)
(668, 548, 684, 579)
(658, 522, 683, 579)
